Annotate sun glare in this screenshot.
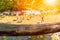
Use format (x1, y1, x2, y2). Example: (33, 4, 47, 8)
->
(43, 0, 57, 6)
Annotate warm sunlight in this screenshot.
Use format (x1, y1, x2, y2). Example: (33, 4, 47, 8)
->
(43, 0, 57, 6)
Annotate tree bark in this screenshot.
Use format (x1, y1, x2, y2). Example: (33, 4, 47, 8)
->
(0, 22, 60, 36)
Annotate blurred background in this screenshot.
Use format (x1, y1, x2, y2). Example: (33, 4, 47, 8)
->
(0, 0, 60, 40)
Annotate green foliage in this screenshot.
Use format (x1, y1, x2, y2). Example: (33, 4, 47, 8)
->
(0, 0, 13, 12)
(28, 35, 46, 40)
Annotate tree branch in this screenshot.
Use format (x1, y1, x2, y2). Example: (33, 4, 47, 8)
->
(0, 22, 60, 36)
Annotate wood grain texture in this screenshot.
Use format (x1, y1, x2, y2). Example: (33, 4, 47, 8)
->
(0, 22, 60, 36)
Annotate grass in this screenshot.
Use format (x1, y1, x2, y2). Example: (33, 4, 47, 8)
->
(0, 13, 60, 25)
(0, 15, 41, 24)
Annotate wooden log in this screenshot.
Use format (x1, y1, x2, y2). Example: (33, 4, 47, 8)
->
(0, 22, 60, 36)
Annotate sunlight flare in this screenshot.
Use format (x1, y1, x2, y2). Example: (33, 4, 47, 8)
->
(43, 0, 57, 6)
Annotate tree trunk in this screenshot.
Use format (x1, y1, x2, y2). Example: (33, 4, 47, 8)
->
(0, 22, 60, 36)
